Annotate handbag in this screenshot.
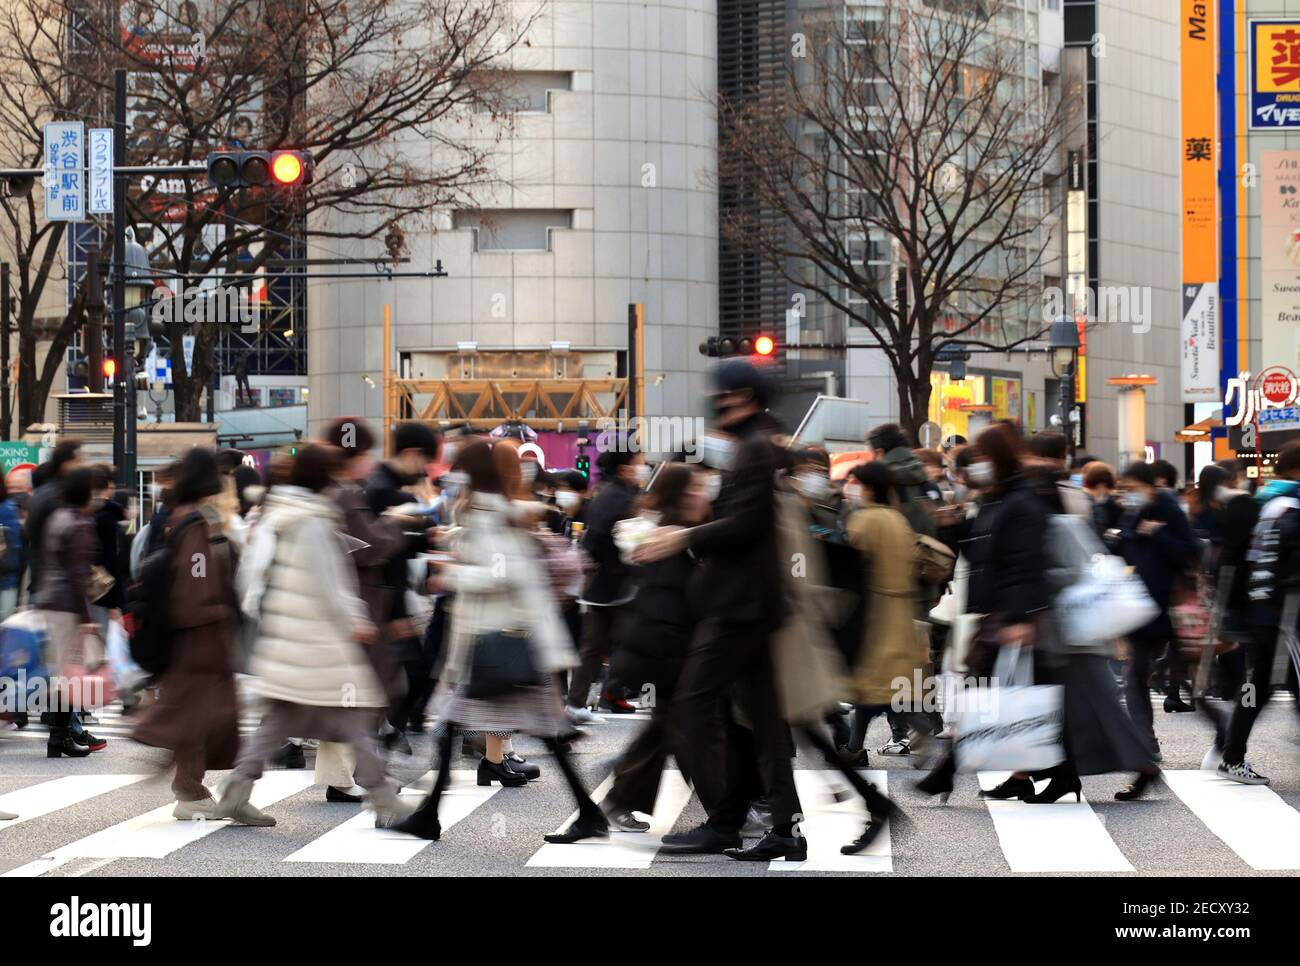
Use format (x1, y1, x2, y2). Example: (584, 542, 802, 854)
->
(1056, 553, 1158, 646)
(953, 643, 1064, 773)
(59, 626, 117, 710)
(465, 628, 540, 699)
(87, 564, 116, 603)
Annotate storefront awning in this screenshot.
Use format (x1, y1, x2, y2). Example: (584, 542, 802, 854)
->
(1174, 409, 1221, 444)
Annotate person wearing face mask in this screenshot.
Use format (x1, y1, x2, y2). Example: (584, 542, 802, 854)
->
(1081, 461, 1122, 536)
(308, 417, 440, 801)
(364, 421, 442, 754)
(1185, 462, 1257, 767)
(632, 360, 805, 861)
(563, 448, 646, 724)
(1114, 461, 1202, 753)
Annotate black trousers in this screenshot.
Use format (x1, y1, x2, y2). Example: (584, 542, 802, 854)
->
(608, 694, 679, 815)
(1223, 623, 1291, 765)
(1125, 620, 1171, 756)
(565, 604, 625, 708)
(669, 617, 801, 830)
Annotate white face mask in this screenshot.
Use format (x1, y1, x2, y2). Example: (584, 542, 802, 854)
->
(704, 473, 723, 503)
(1215, 486, 1244, 503)
(843, 481, 864, 507)
(555, 489, 580, 513)
(967, 461, 994, 487)
(632, 463, 651, 487)
(700, 433, 736, 472)
(1121, 490, 1149, 510)
(795, 471, 830, 502)
(441, 442, 460, 466)
(519, 461, 539, 487)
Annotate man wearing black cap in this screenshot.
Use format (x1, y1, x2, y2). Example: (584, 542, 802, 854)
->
(632, 360, 806, 860)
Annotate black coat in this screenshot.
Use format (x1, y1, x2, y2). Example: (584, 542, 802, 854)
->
(1118, 490, 1201, 612)
(579, 478, 638, 604)
(364, 462, 426, 624)
(92, 499, 127, 609)
(686, 412, 785, 625)
(962, 475, 1051, 624)
(612, 551, 697, 696)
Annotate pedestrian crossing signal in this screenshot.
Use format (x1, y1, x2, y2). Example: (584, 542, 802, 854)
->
(576, 454, 590, 477)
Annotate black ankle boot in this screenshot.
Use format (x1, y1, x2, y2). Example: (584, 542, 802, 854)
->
(393, 799, 442, 840)
(47, 732, 91, 758)
(477, 757, 527, 787)
(1023, 774, 1082, 804)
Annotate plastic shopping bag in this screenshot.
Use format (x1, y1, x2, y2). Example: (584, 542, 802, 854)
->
(953, 645, 1064, 773)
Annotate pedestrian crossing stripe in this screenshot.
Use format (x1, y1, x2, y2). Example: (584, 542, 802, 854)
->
(527, 771, 693, 870)
(1163, 769, 1300, 871)
(2, 769, 1299, 875)
(0, 775, 149, 831)
(978, 771, 1134, 873)
(769, 770, 891, 873)
(3, 771, 316, 877)
(284, 772, 498, 865)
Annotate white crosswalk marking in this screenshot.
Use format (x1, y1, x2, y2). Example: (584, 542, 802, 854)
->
(527, 771, 693, 869)
(0, 775, 149, 830)
(285, 772, 499, 865)
(978, 771, 1135, 873)
(1163, 769, 1300, 871)
(770, 770, 892, 873)
(3, 771, 316, 877)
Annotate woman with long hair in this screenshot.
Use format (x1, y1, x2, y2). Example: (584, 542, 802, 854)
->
(395, 439, 608, 843)
(132, 448, 242, 817)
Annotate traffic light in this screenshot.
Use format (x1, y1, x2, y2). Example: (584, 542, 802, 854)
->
(102, 357, 116, 383)
(575, 454, 590, 478)
(207, 150, 314, 189)
(0, 170, 36, 198)
(699, 335, 777, 358)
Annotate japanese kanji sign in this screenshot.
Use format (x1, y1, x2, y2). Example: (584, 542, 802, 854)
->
(42, 121, 84, 222)
(1251, 20, 1300, 128)
(1181, 1, 1219, 401)
(88, 128, 113, 214)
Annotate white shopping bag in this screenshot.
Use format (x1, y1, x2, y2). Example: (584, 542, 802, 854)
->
(105, 619, 145, 690)
(1056, 553, 1158, 646)
(953, 645, 1064, 773)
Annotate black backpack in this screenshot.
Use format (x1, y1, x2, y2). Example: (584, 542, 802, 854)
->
(124, 510, 205, 676)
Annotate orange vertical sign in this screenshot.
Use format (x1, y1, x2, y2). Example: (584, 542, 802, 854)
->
(1181, 0, 1217, 283)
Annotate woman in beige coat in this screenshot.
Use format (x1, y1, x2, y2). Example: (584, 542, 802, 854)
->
(844, 461, 933, 739)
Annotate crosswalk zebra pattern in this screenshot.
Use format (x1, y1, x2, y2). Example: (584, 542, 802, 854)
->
(1, 766, 1297, 876)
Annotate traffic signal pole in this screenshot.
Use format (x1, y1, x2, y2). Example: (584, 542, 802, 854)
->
(112, 68, 129, 492)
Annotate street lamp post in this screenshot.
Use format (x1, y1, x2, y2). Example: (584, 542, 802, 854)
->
(1049, 315, 1080, 458)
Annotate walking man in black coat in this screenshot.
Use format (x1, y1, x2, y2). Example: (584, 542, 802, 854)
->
(633, 360, 805, 861)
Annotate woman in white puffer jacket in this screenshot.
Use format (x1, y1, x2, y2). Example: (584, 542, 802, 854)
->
(216, 443, 412, 828)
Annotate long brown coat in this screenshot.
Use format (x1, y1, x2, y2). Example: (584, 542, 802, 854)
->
(846, 503, 929, 706)
(131, 503, 240, 769)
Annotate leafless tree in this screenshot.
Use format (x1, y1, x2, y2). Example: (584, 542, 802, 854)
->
(718, 0, 1064, 436)
(1, 0, 533, 426)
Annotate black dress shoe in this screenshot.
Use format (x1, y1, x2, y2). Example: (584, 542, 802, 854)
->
(543, 813, 609, 844)
(269, 742, 306, 769)
(658, 823, 742, 855)
(383, 729, 413, 756)
(1163, 695, 1194, 713)
(47, 733, 91, 758)
(1115, 770, 1159, 801)
(326, 785, 363, 803)
(841, 820, 886, 855)
(503, 752, 541, 781)
(724, 830, 809, 862)
(477, 757, 527, 787)
(979, 776, 1035, 801)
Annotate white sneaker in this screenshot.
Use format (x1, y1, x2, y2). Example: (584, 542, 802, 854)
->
(565, 705, 605, 725)
(1200, 745, 1223, 771)
(877, 738, 911, 756)
(173, 797, 219, 821)
(1217, 760, 1270, 785)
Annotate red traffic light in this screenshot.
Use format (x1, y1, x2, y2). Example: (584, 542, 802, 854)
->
(272, 152, 304, 185)
(754, 335, 775, 356)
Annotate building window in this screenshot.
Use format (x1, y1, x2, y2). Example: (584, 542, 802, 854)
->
(454, 209, 573, 252)
(478, 71, 573, 114)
